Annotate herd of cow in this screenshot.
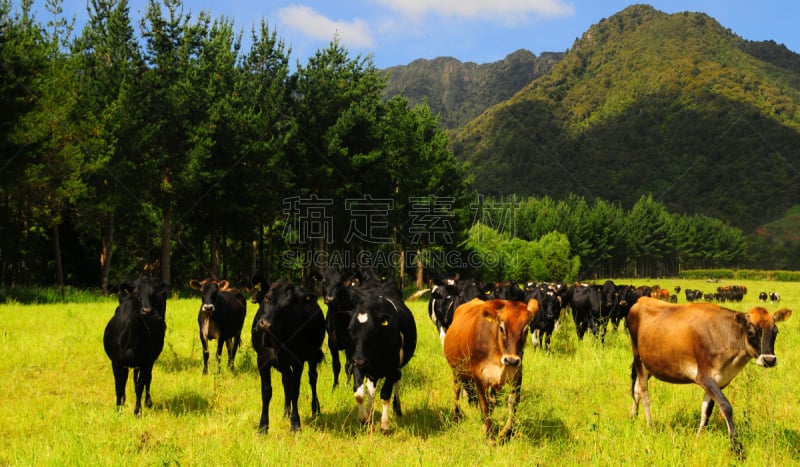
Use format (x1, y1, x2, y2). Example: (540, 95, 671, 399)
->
(102, 272, 792, 455)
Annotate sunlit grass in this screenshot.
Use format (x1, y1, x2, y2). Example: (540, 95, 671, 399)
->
(1, 278, 798, 464)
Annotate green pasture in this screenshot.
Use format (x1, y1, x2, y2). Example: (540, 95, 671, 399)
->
(1, 279, 799, 465)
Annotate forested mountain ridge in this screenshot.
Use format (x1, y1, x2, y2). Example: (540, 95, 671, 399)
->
(382, 49, 563, 129)
(390, 5, 800, 233)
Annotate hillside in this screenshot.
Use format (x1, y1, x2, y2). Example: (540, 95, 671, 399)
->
(433, 5, 800, 233)
(382, 49, 563, 129)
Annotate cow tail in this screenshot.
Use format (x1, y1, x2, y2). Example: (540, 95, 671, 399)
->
(630, 360, 638, 398)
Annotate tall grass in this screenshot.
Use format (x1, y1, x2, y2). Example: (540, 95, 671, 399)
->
(1, 279, 799, 465)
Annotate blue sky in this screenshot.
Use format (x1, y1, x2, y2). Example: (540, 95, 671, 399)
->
(36, 1, 800, 68)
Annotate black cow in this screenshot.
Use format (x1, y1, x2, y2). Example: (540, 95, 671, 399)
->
(189, 278, 247, 374)
(568, 284, 603, 341)
(428, 275, 461, 345)
(348, 286, 417, 432)
(312, 268, 358, 388)
(491, 280, 526, 302)
(685, 289, 704, 302)
(251, 279, 326, 433)
(526, 283, 561, 352)
(103, 276, 168, 415)
(770, 291, 781, 303)
(610, 284, 641, 330)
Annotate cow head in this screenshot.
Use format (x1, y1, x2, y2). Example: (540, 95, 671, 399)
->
(253, 279, 316, 332)
(487, 299, 537, 367)
(739, 307, 792, 367)
(189, 278, 231, 313)
(312, 269, 357, 306)
(120, 276, 168, 318)
(250, 274, 270, 305)
(348, 292, 402, 369)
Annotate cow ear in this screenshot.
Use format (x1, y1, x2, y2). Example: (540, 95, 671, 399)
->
(527, 298, 540, 315)
(218, 280, 230, 290)
(378, 313, 391, 326)
(189, 279, 201, 290)
(774, 308, 792, 322)
(482, 308, 497, 323)
(118, 282, 134, 301)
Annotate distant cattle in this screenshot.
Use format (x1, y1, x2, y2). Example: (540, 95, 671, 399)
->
(251, 279, 326, 433)
(758, 291, 768, 302)
(610, 284, 641, 330)
(189, 278, 247, 374)
(628, 296, 792, 455)
(312, 269, 358, 387)
(525, 283, 561, 352)
(568, 284, 603, 341)
(444, 298, 538, 443)
(348, 283, 417, 432)
(103, 276, 168, 415)
(684, 289, 703, 302)
(770, 291, 781, 303)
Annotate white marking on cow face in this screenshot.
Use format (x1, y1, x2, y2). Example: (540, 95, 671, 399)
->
(357, 313, 369, 324)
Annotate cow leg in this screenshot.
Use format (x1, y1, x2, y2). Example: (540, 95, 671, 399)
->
(451, 376, 464, 422)
(475, 381, 495, 440)
(698, 393, 716, 432)
(215, 339, 224, 373)
(132, 368, 144, 416)
(630, 359, 652, 425)
(307, 360, 321, 416)
(354, 377, 376, 425)
(257, 364, 272, 433)
(329, 339, 341, 388)
(498, 378, 522, 443)
(544, 331, 552, 353)
(282, 366, 303, 432)
(140, 366, 154, 409)
(200, 333, 210, 375)
(227, 337, 240, 371)
(111, 362, 128, 408)
(698, 378, 742, 456)
(531, 328, 540, 349)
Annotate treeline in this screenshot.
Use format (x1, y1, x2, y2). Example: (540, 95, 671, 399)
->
(0, 1, 773, 295)
(0, 0, 470, 291)
(461, 194, 747, 282)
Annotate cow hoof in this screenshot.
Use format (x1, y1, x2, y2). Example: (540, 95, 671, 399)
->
(290, 424, 301, 433)
(380, 424, 392, 434)
(257, 425, 268, 434)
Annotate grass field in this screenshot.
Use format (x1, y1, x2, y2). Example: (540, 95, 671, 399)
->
(1, 278, 799, 465)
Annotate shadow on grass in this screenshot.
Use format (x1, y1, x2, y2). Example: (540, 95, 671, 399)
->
(307, 403, 452, 438)
(157, 389, 212, 415)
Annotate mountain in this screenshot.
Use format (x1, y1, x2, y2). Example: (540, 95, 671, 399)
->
(382, 49, 563, 129)
(387, 5, 800, 233)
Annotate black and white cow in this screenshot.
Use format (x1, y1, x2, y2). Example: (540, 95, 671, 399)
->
(348, 285, 417, 432)
(251, 279, 325, 433)
(525, 283, 561, 352)
(103, 276, 168, 415)
(189, 278, 247, 374)
(428, 275, 461, 345)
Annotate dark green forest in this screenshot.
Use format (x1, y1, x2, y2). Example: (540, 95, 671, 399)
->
(1, 1, 797, 297)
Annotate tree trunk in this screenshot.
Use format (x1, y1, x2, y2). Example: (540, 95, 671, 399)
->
(415, 248, 424, 289)
(161, 208, 171, 285)
(52, 222, 64, 300)
(210, 229, 220, 279)
(100, 211, 114, 293)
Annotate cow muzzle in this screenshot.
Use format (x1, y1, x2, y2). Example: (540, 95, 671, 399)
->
(255, 318, 271, 331)
(756, 354, 777, 367)
(352, 357, 366, 368)
(501, 355, 521, 367)
(202, 304, 215, 312)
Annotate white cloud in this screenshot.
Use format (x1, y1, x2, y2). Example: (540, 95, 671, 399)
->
(277, 5, 374, 48)
(377, 0, 574, 22)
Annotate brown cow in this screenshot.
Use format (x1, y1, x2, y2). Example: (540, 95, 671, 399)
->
(443, 298, 538, 443)
(628, 296, 792, 456)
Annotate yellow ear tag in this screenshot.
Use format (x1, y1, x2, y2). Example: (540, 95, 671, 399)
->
(381, 319, 389, 326)
(485, 316, 495, 323)
(254, 284, 261, 291)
